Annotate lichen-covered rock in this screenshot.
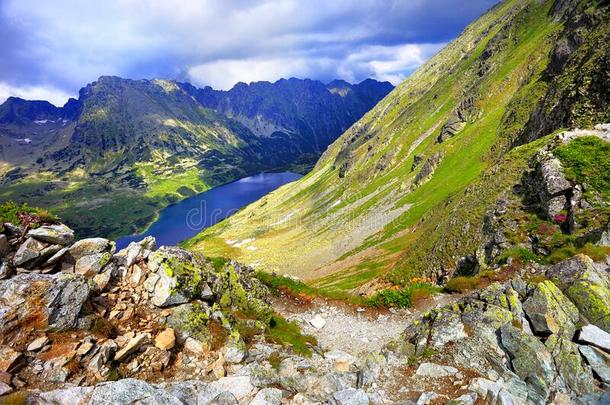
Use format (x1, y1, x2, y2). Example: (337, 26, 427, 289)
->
(0, 272, 89, 332)
(578, 345, 610, 384)
(545, 335, 594, 395)
(547, 254, 610, 332)
(69, 238, 114, 261)
(499, 324, 555, 402)
(13, 237, 45, 266)
(75, 252, 112, 278)
(522, 280, 579, 337)
(27, 224, 74, 246)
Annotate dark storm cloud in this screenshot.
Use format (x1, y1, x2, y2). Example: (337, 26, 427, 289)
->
(0, 0, 498, 106)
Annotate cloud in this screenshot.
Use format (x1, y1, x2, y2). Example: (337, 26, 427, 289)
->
(0, 82, 73, 107)
(0, 0, 498, 100)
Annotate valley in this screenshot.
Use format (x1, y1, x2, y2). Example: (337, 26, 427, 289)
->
(0, 77, 392, 240)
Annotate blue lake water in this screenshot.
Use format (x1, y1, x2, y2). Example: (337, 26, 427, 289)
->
(115, 172, 302, 250)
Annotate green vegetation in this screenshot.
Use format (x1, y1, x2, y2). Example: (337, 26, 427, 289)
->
(366, 283, 442, 308)
(554, 136, 610, 199)
(0, 201, 58, 228)
(266, 314, 317, 357)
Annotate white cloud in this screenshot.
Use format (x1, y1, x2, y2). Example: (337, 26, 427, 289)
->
(0, 82, 73, 106)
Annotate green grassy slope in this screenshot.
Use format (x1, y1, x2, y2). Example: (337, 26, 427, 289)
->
(187, 0, 610, 290)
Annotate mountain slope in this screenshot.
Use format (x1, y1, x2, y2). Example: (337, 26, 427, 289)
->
(187, 0, 610, 290)
(0, 77, 392, 238)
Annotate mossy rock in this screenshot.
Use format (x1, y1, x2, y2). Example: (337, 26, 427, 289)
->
(522, 280, 579, 337)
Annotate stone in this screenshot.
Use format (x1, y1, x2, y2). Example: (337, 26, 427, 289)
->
(522, 280, 579, 337)
(27, 336, 49, 352)
(92, 268, 113, 292)
(34, 386, 94, 404)
(69, 237, 112, 260)
(155, 328, 176, 351)
(115, 241, 143, 269)
(43, 247, 69, 267)
(0, 346, 23, 373)
(325, 350, 356, 372)
(114, 333, 150, 362)
(75, 252, 112, 278)
(0, 272, 90, 332)
(0, 235, 9, 258)
(250, 387, 283, 405)
(88, 378, 183, 405)
(579, 345, 610, 384)
(0, 381, 12, 396)
(545, 335, 594, 395)
(209, 376, 255, 402)
(415, 362, 459, 378)
(416, 391, 439, 405)
(88, 340, 117, 374)
(0, 260, 12, 279)
(224, 336, 248, 364)
(309, 314, 326, 329)
(13, 237, 45, 266)
(27, 224, 74, 245)
(184, 337, 205, 355)
(450, 393, 477, 405)
(578, 324, 610, 352)
(499, 324, 555, 402)
(332, 388, 369, 405)
(429, 310, 467, 347)
(148, 267, 189, 307)
(547, 254, 610, 333)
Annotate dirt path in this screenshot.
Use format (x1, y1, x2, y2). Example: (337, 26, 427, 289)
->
(272, 292, 463, 358)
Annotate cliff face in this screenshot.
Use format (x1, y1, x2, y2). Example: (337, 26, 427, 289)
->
(189, 0, 610, 291)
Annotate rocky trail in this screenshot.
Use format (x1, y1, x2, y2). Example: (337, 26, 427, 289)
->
(272, 293, 463, 357)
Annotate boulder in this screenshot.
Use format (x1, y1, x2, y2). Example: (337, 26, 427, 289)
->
(0, 381, 12, 396)
(208, 376, 256, 402)
(0, 260, 12, 279)
(545, 335, 594, 395)
(547, 254, 610, 333)
(0, 272, 89, 332)
(223, 335, 248, 364)
(13, 237, 45, 266)
(69, 238, 113, 260)
(74, 252, 112, 278)
(309, 314, 326, 329)
(332, 388, 369, 405)
(429, 309, 468, 347)
(499, 324, 555, 402)
(27, 224, 74, 245)
(250, 387, 283, 405)
(27, 335, 49, 352)
(415, 362, 459, 378)
(579, 345, 610, 384)
(578, 324, 610, 352)
(33, 386, 94, 404)
(114, 333, 150, 362)
(522, 280, 579, 337)
(88, 378, 183, 405)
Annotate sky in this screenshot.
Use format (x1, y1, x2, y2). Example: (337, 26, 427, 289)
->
(0, 0, 498, 106)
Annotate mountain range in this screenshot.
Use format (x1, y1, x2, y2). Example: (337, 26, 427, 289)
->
(0, 77, 392, 238)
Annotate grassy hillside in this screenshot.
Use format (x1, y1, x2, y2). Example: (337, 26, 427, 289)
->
(187, 0, 610, 291)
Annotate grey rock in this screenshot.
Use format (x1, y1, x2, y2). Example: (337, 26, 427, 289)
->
(32, 386, 94, 404)
(43, 247, 69, 267)
(0, 272, 89, 332)
(579, 345, 610, 384)
(157, 380, 224, 405)
(13, 237, 45, 266)
(449, 393, 477, 405)
(27, 224, 74, 245)
(499, 324, 555, 402)
(115, 241, 143, 269)
(224, 338, 248, 364)
(0, 381, 13, 396)
(208, 376, 255, 402)
(416, 391, 438, 405)
(332, 388, 369, 405)
(27, 336, 49, 351)
(0, 259, 12, 279)
(114, 333, 150, 362)
(415, 362, 458, 378)
(75, 252, 112, 278)
(88, 378, 183, 405)
(545, 335, 594, 395)
(250, 388, 283, 405)
(578, 324, 610, 352)
(429, 310, 467, 347)
(69, 238, 113, 260)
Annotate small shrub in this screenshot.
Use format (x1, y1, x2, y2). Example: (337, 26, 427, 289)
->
(366, 283, 441, 308)
(0, 201, 59, 229)
(269, 351, 281, 369)
(444, 276, 479, 293)
(577, 243, 610, 262)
